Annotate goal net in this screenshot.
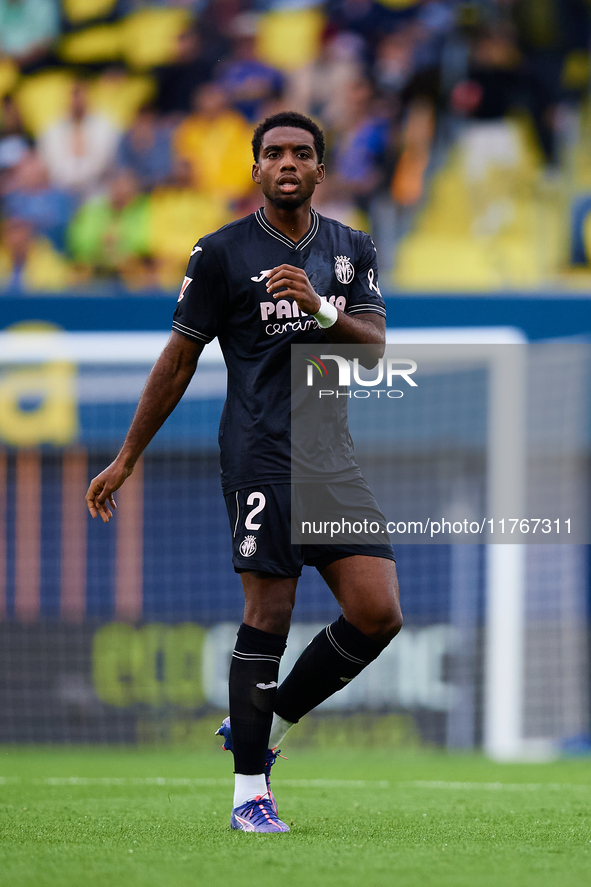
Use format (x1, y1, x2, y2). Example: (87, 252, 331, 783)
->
(0, 327, 588, 756)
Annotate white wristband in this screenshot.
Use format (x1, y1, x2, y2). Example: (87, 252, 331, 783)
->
(313, 297, 338, 329)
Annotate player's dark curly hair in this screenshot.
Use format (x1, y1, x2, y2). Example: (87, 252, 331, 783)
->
(252, 112, 325, 163)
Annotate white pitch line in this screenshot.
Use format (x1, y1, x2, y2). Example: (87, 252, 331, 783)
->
(3, 777, 590, 792)
(405, 781, 591, 792)
(41, 777, 233, 787)
(0, 776, 390, 789)
(285, 779, 390, 788)
(39, 777, 390, 788)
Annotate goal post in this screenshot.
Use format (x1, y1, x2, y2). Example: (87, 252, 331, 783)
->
(385, 329, 588, 760)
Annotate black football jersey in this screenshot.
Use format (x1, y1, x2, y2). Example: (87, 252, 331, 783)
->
(172, 208, 386, 494)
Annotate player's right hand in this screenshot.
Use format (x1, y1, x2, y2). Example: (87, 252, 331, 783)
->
(85, 462, 132, 523)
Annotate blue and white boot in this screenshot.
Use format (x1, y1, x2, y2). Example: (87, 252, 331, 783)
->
(231, 795, 290, 832)
(216, 717, 286, 819)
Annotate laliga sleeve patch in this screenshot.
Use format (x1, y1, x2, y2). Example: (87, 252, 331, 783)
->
(178, 276, 192, 302)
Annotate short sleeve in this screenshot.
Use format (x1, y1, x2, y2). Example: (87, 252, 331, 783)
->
(172, 240, 228, 344)
(346, 234, 387, 320)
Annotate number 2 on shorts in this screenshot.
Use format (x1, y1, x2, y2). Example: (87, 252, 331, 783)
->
(245, 492, 266, 530)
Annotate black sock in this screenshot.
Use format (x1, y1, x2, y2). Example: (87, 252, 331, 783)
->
(274, 615, 389, 724)
(229, 623, 287, 775)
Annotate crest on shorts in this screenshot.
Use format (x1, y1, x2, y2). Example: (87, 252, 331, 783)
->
(239, 535, 257, 557)
(334, 255, 354, 284)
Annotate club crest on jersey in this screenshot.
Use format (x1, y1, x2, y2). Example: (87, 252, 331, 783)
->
(239, 535, 257, 557)
(334, 255, 354, 284)
(178, 276, 192, 302)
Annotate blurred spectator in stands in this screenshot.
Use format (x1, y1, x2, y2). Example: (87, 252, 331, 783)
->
(326, 0, 398, 51)
(0, 95, 31, 184)
(374, 29, 418, 99)
(67, 169, 152, 287)
(173, 82, 253, 202)
(390, 96, 435, 206)
(328, 0, 453, 47)
(312, 174, 368, 232)
(510, 0, 591, 101)
(287, 30, 365, 127)
(215, 12, 285, 122)
(0, 215, 71, 292)
(375, 3, 453, 106)
(0, 0, 59, 72)
(117, 103, 173, 191)
(149, 157, 231, 289)
(451, 25, 557, 171)
(198, 0, 243, 73)
(409, 1, 455, 76)
(154, 25, 214, 119)
(328, 77, 391, 212)
(38, 80, 121, 199)
(2, 150, 76, 251)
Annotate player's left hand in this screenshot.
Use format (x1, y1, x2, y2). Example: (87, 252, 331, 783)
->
(265, 264, 321, 315)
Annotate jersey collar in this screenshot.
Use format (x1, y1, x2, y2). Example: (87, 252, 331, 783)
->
(255, 207, 320, 251)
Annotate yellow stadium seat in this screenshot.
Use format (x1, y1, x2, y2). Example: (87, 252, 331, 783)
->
(394, 234, 498, 290)
(391, 113, 555, 291)
(59, 24, 122, 65)
(562, 50, 591, 91)
(15, 67, 154, 136)
(149, 189, 231, 288)
(257, 7, 326, 72)
(581, 210, 591, 265)
(121, 8, 192, 70)
(0, 237, 72, 292)
(173, 110, 254, 201)
(89, 72, 155, 128)
(0, 58, 19, 100)
(62, 0, 118, 25)
(376, 0, 420, 9)
(14, 70, 76, 136)
(494, 234, 543, 287)
(394, 227, 546, 290)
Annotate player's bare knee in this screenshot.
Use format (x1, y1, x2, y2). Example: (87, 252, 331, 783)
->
(359, 605, 403, 643)
(245, 598, 294, 635)
(380, 608, 403, 642)
(266, 599, 294, 635)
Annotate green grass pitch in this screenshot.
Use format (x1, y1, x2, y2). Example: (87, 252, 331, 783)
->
(1, 746, 591, 887)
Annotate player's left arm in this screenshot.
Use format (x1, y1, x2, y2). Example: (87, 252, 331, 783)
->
(265, 264, 385, 349)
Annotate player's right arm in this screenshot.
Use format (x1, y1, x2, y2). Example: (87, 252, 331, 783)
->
(85, 331, 204, 523)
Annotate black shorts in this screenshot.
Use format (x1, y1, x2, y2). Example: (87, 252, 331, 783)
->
(225, 482, 395, 578)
